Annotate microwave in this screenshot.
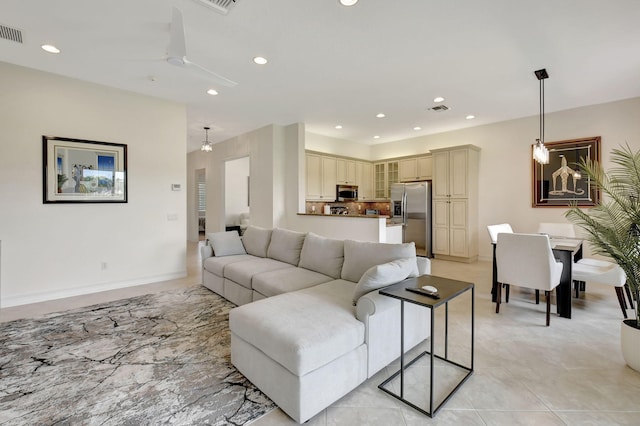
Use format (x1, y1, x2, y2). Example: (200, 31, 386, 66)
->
(336, 184, 358, 201)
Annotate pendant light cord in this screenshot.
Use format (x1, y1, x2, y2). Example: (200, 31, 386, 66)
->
(539, 78, 544, 144)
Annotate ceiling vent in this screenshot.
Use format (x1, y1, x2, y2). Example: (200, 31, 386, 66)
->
(191, 0, 238, 15)
(0, 24, 23, 43)
(429, 105, 450, 112)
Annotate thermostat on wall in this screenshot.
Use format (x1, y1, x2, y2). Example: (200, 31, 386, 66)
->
(171, 184, 181, 191)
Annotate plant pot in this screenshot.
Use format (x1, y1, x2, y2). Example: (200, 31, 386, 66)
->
(621, 319, 640, 372)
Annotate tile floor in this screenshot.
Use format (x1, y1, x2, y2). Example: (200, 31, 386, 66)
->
(2, 241, 640, 425)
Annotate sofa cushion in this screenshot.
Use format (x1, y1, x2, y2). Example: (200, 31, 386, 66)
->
(229, 279, 363, 377)
(298, 232, 344, 279)
(203, 254, 255, 276)
(252, 267, 333, 298)
(341, 240, 418, 283)
(207, 231, 247, 257)
(352, 258, 415, 304)
(267, 228, 307, 266)
(242, 226, 272, 258)
(224, 258, 294, 289)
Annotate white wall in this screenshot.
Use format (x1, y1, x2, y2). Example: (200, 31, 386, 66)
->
(305, 132, 371, 160)
(0, 62, 187, 307)
(224, 156, 250, 226)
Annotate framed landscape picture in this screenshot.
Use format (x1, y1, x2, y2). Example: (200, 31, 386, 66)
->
(43, 136, 128, 203)
(532, 137, 601, 207)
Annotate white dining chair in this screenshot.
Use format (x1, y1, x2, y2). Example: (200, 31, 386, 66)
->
(487, 223, 513, 244)
(572, 258, 632, 318)
(496, 233, 564, 326)
(537, 222, 576, 238)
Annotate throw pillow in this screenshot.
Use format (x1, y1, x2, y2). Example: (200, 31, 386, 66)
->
(208, 231, 246, 257)
(352, 258, 415, 304)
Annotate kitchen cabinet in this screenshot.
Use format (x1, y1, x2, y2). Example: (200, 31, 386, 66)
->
(356, 161, 373, 200)
(373, 160, 399, 199)
(399, 155, 432, 181)
(431, 145, 479, 262)
(337, 159, 356, 185)
(306, 153, 337, 201)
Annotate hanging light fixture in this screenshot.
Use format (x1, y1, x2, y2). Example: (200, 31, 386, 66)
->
(533, 68, 550, 164)
(200, 126, 213, 152)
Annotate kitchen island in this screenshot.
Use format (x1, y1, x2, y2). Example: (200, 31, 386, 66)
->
(294, 213, 402, 243)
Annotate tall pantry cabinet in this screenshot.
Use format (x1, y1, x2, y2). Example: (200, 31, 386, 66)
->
(431, 145, 480, 262)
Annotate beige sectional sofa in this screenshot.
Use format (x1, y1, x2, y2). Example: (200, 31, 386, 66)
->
(201, 226, 431, 423)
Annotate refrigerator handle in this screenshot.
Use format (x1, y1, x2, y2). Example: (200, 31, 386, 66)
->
(402, 192, 408, 225)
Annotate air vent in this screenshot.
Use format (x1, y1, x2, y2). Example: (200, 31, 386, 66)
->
(0, 24, 23, 43)
(429, 105, 450, 112)
(191, 0, 238, 15)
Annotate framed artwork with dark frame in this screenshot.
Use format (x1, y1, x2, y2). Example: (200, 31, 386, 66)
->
(532, 136, 601, 207)
(43, 135, 128, 203)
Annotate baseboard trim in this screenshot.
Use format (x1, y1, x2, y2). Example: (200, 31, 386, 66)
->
(0, 271, 187, 308)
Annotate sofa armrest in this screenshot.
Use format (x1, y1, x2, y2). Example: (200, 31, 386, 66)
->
(355, 285, 430, 378)
(416, 256, 431, 276)
(200, 243, 213, 260)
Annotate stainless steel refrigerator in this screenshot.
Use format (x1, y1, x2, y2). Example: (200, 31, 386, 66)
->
(390, 182, 432, 257)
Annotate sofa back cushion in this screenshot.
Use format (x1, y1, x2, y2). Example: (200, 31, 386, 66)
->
(267, 228, 307, 266)
(341, 240, 418, 283)
(241, 226, 272, 258)
(207, 231, 247, 257)
(298, 232, 344, 279)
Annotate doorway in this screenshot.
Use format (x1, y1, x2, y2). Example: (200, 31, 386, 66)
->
(224, 156, 250, 234)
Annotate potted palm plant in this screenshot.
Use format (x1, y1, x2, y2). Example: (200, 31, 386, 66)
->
(565, 144, 640, 371)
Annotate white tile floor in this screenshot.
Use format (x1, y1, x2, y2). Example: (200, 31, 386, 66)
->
(2, 241, 640, 425)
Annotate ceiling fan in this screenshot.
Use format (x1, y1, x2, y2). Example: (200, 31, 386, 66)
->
(167, 7, 238, 87)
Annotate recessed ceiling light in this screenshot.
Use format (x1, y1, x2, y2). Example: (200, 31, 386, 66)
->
(253, 56, 268, 65)
(413, 127, 422, 131)
(376, 113, 385, 118)
(335, 125, 343, 129)
(207, 89, 219, 96)
(41, 44, 60, 54)
(339, 0, 359, 6)
(373, 135, 380, 139)
(433, 96, 445, 103)
(466, 115, 475, 120)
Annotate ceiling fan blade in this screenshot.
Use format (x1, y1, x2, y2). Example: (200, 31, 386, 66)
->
(184, 58, 239, 87)
(168, 7, 187, 65)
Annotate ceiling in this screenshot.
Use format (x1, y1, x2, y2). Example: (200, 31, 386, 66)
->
(2, 0, 640, 152)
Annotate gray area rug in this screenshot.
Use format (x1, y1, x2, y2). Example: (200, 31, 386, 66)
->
(0, 286, 276, 425)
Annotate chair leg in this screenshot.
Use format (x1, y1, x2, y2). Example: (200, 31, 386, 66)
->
(545, 290, 551, 326)
(574, 280, 580, 298)
(624, 283, 634, 309)
(496, 281, 502, 313)
(504, 283, 510, 303)
(535, 289, 540, 304)
(615, 286, 628, 319)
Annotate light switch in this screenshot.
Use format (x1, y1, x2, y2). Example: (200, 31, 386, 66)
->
(167, 213, 178, 221)
(171, 184, 181, 191)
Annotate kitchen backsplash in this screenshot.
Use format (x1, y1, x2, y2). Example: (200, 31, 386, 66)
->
(305, 201, 391, 216)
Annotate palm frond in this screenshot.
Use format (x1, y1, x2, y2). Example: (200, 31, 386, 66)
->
(564, 144, 640, 295)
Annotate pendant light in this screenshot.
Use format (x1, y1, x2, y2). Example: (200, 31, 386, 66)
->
(201, 126, 213, 152)
(533, 68, 549, 164)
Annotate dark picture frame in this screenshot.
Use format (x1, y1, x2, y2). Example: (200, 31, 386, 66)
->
(43, 135, 128, 203)
(532, 136, 600, 207)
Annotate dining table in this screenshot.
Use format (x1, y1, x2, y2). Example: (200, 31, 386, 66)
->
(491, 236, 583, 319)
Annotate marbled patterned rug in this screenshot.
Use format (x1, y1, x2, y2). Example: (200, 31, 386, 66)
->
(0, 286, 275, 425)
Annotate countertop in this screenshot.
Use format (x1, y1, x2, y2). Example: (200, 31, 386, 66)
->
(298, 213, 389, 219)
(298, 213, 403, 228)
